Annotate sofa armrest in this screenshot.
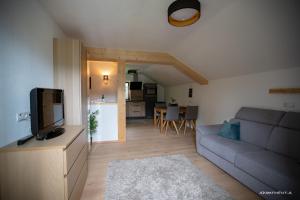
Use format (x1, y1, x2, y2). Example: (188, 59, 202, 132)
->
(196, 124, 223, 136)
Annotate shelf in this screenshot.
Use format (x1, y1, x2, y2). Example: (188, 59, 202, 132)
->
(269, 88, 300, 94)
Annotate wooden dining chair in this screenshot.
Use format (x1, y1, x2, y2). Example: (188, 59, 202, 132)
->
(154, 102, 166, 127)
(179, 106, 198, 135)
(162, 106, 180, 135)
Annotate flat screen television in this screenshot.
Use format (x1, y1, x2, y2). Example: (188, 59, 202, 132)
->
(30, 88, 65, 140)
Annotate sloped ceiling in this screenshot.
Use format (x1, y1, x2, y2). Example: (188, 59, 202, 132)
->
(126, 64, 193, 86)
(39, 0, 300, 80)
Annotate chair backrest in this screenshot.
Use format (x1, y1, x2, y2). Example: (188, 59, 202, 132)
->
(166, 106, 179, 121)
(155, 102, 166, 108)
(185, 106, 198, 120)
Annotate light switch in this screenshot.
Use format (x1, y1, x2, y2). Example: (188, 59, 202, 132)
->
(16, 112, 31, 122)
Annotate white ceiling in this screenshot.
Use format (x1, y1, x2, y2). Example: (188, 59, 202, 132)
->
(39, 0, 300, 81)
(126, 64, 192, 86)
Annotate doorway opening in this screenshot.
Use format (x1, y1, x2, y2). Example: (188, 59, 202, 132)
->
(87, 61, 118, 144)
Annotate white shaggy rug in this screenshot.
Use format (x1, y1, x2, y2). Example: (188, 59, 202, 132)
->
(104, 154, 232, 200)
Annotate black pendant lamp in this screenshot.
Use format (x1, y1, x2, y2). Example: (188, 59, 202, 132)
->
(168, 0, 201, 27)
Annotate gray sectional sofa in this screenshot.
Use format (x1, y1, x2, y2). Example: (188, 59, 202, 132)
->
(196, 107, 300, 199)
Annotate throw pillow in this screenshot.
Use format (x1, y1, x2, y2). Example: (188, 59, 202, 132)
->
(218, 121, 240, 140)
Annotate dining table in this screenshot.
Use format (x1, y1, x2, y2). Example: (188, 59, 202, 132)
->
(154, 106, 187, 133)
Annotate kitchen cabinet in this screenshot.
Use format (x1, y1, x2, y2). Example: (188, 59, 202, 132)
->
(126, 101, 145, 118)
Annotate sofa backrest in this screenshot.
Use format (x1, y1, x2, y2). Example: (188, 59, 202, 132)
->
(235, 107, 285, 125)
(279, 111, 300, 130)
(230, 118, 273, 148)
(267, 112, 300, 160)
(232, 107, 285, 148)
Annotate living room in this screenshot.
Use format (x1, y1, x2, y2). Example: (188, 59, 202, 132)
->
(1, 0, 300, 200)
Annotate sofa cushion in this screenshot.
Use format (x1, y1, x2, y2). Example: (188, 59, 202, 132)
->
(230, 119, 273, 148)
(267, 127, 300, 160)
(196, 124, 223, 136)
(235, 107, 285, 125)
(279, 112, 300, 131)
(200, 134, 262, 163)
(235, 151, 300, 191)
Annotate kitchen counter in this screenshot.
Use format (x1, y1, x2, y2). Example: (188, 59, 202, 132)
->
(90, 101, 117, 105)
(89, 103, 118, 142)
(126, 100, 144, 102)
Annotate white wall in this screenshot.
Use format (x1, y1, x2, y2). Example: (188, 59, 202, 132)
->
(0, 0, 65, 147)
(165, 68, 300, 125)
(156, 85, 165, 102)
(88, 61, 118, 103)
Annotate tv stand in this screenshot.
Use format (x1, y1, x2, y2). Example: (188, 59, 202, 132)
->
(0, 126, 88, 200)
(45, 127, 65, 140)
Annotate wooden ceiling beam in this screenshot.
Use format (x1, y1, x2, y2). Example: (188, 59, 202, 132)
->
(169, 55, 208, 85)
(87, 47, 208, 85)
(87, 48, 173, 64)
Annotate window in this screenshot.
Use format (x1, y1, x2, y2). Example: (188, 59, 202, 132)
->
(125, 82, 129, 100)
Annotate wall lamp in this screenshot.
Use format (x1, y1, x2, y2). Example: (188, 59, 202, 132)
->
(103, 75, 109, 85)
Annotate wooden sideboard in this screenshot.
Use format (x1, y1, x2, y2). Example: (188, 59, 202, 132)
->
(0, 126, 88, 200)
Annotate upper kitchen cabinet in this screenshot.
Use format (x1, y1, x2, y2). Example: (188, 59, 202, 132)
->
(53, 38, 88, 127)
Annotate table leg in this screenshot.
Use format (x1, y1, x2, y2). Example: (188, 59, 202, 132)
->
(160, 111, 164, 133)
(154, 108, 156, 126)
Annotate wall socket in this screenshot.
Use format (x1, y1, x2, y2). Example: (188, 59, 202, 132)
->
(16, 112, 31, 122)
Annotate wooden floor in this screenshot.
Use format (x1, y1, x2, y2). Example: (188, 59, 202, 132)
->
(81, 119, 259, 200)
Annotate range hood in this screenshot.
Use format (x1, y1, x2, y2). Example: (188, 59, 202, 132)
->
(128, 69, 138, 82)
(128, 70, 142, 90)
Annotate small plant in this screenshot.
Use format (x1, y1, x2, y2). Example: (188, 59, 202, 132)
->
(170, 97, 177, 104)
(89, 110, 99, 145)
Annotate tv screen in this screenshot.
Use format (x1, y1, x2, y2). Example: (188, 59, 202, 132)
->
(30, 88, 64, 140)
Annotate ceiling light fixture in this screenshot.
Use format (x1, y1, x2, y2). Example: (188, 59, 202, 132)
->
(168, 0, 201, 27)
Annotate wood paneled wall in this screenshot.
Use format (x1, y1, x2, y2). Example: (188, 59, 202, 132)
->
(53, 38, 88, 127)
